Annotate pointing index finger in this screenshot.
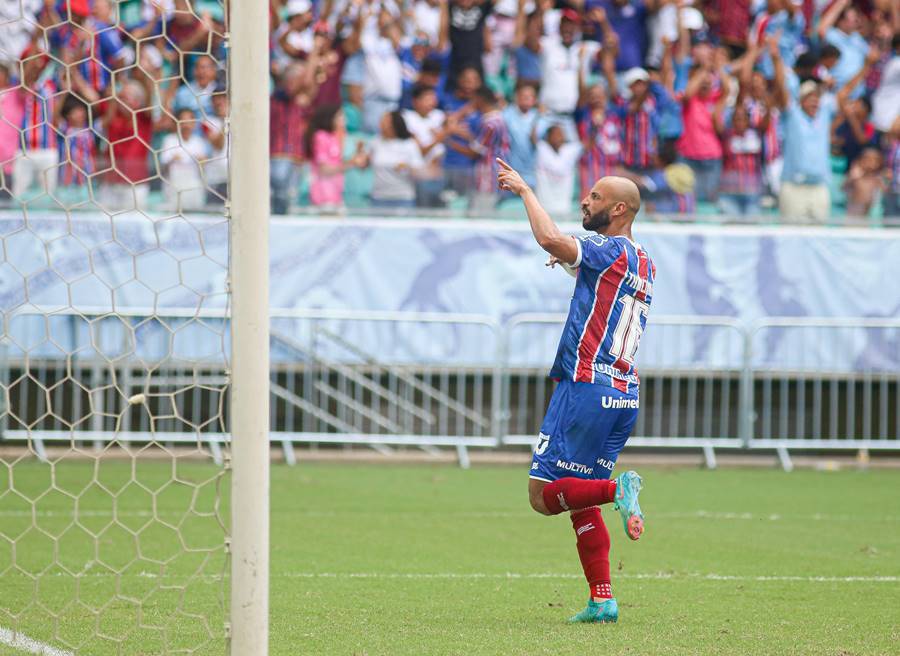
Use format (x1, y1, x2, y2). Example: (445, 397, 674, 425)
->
(496, 158, 513, 171)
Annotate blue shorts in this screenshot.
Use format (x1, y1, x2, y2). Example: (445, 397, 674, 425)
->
(530, 379, 639, 482)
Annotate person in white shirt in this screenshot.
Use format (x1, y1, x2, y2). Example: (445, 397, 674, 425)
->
(160, 108, 212, 212)
(362, 6, 404, 134)
(536, 124, 582, 215)
(538, 8, 600, 140)
(272, 0, 315, 74)
(202, 86, 228, 205)
(401, 84, 447, 206)
(368, 111, 424, 207)
(412, 0, 442, 45)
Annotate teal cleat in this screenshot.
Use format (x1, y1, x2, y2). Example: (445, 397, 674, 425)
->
(613, 470, 644, 540)
(568, 598, 618, 624)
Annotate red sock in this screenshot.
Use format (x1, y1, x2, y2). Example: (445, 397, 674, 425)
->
(571, 507, 611, 600)
(542, 477, 617, 515)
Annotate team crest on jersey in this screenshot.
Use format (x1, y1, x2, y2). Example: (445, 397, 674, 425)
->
(534, 433, 550, 455)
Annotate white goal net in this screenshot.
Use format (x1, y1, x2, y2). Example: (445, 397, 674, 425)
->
(0, 0, 235, 653)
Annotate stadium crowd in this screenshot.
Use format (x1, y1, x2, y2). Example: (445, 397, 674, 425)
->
(0, 0, 898, 221)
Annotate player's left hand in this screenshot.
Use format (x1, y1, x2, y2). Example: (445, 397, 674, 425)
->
(496, 158, 530, 196)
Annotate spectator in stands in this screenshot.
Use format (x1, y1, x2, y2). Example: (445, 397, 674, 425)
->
(361, 6, 404, 134)
(445, 86, 510, 211)
(448, 0, 493, 86)
(818, 0, 870, 99)
(832, 95, 877, 167)
(270, 61, 318, 215)
(398, 20, 449, 110)
(872, 35, 900, 134)
(604, 58, 677, 178)
(843, 146, 885, 219)
(707, 0, 751, 58)
(885, 118, 900, 217)
(442, 67, 483, 203)
(536, 123, 581, 215)
(503, 82, 540, 191)
(273, 0, 315, 72)
(402, 84, 447, 207)
(12, 50, 59, 201)
(412, 0, 443, 45)
(311, 8, 364, 109)
(591, 0, 660, 73)
(56, 94, 96, 201)
(305, 104, 367, 209)
(0, 64, 20, 196)
(538, 8, 600, 139)
(719, 104, 765, 216)
(577, 83, 622, 197)
(203, 86, 228, 205)
(484, 0, 521, 81)
(749, 0, 805, 79)
(100, 77, 158, 211)
(677, 63, 730, 202)
(402, 56, 448, 110)
(737, 41, 782, 196)
(173, 55, 219, 120)
(772, 38, 879, 223)
(160, 108, 210, 212)
(511, 0, 543, 89)
(368, 111, 424, 208)
(618, 141, 697, 213)
(40, 0, 128, 99)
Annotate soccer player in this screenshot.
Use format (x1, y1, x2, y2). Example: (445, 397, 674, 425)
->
(496, 158, 655, 625)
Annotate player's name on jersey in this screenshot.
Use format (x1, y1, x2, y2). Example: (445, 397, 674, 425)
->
(625, 270, 653, 297)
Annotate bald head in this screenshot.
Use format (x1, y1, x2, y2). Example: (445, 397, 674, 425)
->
(580, 176, 642, 234)
(598, 176, 641, 217)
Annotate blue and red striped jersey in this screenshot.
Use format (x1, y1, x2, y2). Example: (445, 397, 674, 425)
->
(550, 234, 655, 392)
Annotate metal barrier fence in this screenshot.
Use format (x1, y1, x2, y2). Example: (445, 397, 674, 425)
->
(2, 309, 899, 470)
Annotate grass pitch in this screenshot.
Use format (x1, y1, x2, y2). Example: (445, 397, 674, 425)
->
(1, 460, 899, 655)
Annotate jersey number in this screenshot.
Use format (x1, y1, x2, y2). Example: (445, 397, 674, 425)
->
(609, 296, 648, 364)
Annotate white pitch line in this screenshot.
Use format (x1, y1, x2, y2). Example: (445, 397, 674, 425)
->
(274, 572, 900, 583)
(0, 626, 73, 656)
(0, 509, 897, 522)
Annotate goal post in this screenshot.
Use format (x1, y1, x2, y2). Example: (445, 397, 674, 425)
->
(227, 0, 271, 652)
(0, 0, 270, 652)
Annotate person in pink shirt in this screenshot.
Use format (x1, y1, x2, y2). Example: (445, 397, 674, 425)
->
(304, 104, 366, 209)
(0, 64, 23, 194)
(676, 62, 730, 202)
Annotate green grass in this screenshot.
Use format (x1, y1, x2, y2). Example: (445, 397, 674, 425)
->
(1, 460, 900, 655)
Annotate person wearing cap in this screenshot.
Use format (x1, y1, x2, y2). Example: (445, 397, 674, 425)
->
(273, 0, 315, 72)
(771, 35, 879, 223)
(603, 47, 678, 178)
(537, 7, 601, 140)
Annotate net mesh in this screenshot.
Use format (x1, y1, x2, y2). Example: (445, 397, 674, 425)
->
(0, 0, 230, 653)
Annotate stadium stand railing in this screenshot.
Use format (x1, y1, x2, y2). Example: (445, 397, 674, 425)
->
(3, 308, 900, 472)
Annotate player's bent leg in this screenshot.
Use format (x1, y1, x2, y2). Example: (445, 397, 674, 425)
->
(540, 477, 617, 515)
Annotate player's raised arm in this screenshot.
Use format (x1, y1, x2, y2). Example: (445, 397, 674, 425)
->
(496, 158, 580, 266)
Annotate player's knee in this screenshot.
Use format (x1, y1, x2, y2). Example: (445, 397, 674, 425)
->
(529, 488, 552, 515)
